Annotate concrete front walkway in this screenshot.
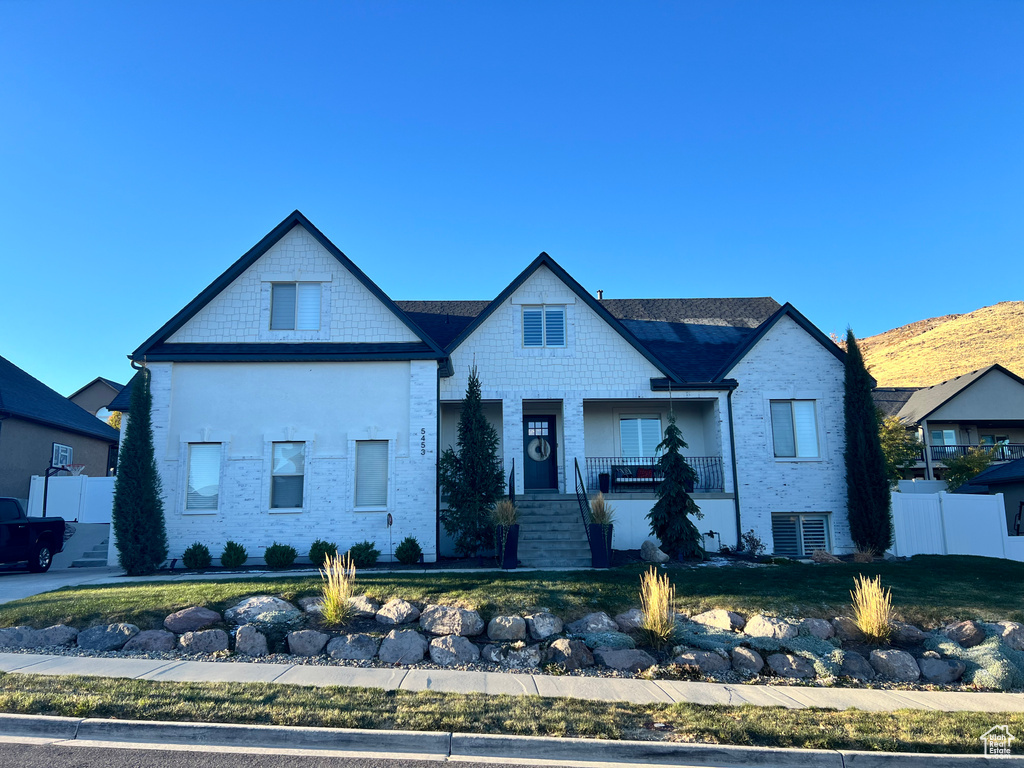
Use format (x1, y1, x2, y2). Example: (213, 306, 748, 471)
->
(2, 652, 1022, 713)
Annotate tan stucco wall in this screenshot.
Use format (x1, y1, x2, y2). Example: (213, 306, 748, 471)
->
(69, 382, 120, 417)
(0, 417, 116, 498)
(929, 370, 1024, 422)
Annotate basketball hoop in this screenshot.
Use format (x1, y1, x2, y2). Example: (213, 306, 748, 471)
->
(65, 464, 86, 476)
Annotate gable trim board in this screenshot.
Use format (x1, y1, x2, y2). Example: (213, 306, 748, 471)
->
(139, 343, 441, 363)
(131, 210, 446, 362)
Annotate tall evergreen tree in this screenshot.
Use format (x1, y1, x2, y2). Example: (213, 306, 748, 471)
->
(111, 367, 169, 575)
(439, 366, 505, 557)
(647, 415, 704, 559)
(844, 329, 892, 552)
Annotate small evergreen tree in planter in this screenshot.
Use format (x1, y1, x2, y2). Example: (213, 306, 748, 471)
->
(647, 415, 704, 559)
(111, 367, 169, 575)
(439, 366, 505, 558)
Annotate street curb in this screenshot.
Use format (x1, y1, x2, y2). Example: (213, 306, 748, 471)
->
(74, 718, 451, 755)
(0, 713, 82, 740)
(839, 750, 1020, 766)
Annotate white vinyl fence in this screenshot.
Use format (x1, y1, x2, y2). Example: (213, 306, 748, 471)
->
(28, 475, 115, 523)
(891, 491, 1024, 562)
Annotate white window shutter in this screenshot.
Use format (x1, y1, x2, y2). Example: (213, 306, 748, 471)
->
(770, 402, 796, 457)
(296, 284, 321, 330)
(523, 308, 543, 347)
(186, 444, 221, 511)
(356, 441, 389, 507)
(793, 401, 819, 457)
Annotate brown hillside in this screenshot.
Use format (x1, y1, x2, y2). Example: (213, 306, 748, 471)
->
(859, 301, 1024, 387)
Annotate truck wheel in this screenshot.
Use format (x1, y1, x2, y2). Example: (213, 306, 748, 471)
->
(28, 542, 53, 573)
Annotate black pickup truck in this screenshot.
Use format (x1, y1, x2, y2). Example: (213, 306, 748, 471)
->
(0, 497, 65, 572)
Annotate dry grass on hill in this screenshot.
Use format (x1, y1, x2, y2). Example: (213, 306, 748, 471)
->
(859, 301, 1024, 387)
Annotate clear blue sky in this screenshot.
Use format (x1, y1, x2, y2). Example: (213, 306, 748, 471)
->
(2, 1, 1021, 397)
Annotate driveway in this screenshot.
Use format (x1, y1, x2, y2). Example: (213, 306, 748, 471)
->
(0, 566, 124, 605)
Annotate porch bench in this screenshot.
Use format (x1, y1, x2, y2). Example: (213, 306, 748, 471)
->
(610, 465, 663, 492)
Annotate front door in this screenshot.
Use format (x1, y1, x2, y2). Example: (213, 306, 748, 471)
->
(524, 416, 558, 490)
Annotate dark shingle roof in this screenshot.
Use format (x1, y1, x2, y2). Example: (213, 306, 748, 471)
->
(895, 365, 1024, 424)
(394, 301, 492, 349)
(0, 355, 121, 442)
(107, 373, 136, 412)
(872, 387, 921, 419)
(965, 458, 1024, 486)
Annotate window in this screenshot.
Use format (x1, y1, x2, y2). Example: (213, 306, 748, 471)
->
(619, 417, 662, 457)
(770, 400, 819, 458)
(185, 443, 220, 511)
(270, 283, 321, 330)
(980, 435, 1009, 446)
(51, 443, 73, 467)
(271, 442, 305, 509)
(930, 429, 956, 446)
(771, 513, 831, 557)
(355, 440, 388, 508)
(522, 305, 566, 348)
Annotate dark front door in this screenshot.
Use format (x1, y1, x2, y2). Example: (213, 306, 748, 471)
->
(524, 416, 558, 490)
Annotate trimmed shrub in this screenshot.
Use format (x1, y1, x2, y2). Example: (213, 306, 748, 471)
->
(309, 539, 338, 568)
(347, 540, 380, 568)
(395, 536, 423, 565)
(181, 542, 211, 570)
(264, 542, 297, 569)
(220, 540, 248, 569)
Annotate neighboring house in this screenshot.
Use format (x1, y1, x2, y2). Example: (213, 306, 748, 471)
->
(873, 365, 1024, 481)
(0, 355, 121, 501)
(117, 211, 852, 565)
(69, 377, 124, 421)
(957, 458, 1024, 536)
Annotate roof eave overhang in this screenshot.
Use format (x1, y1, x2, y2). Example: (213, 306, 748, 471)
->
(650, 378, 738, 391)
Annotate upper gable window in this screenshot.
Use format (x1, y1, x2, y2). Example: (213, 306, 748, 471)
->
(271, 283, 321, 330)
(522, 305, 565, 348)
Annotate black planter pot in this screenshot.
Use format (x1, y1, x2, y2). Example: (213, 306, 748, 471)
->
(496, 524, 519, 569)
(588, 523, 613, 568)
(598, 473, 611, 494)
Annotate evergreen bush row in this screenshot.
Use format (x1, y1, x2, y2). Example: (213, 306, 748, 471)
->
(177, 537, 406, 570)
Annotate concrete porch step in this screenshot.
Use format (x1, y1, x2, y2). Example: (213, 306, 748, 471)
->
(70, 556, 109, 568)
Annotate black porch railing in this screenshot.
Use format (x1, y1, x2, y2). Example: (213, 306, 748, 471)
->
(574, 458, 592, 549)
(585, 456, 725, 493)
(930, 444, 1024, 463)
(508, 459, 515, 506)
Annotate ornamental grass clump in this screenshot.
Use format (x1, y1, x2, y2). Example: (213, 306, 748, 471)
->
(320, 551, 356, 627)
(589, 493, 615, 526)
(491, 498, 519, 527)
(851, 574, 894, 644)
(639, 567, 676, 650)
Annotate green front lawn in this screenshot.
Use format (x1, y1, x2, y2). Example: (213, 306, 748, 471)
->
(1, 555, 1022, 629)
(0, 672, 1020, 753)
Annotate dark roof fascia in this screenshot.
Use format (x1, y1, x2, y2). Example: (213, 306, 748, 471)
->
(141, 343, 443, 363)
(0, 408, 119, 443)
(900, 364, 1024, 425)
(67, 377, 123, 401)
(438, 357, 454, 377)
(444, 253, 678, 380)
(131, 211, 445, 360)
(650, 378, 739, 391)
(713, 303, 849, 382)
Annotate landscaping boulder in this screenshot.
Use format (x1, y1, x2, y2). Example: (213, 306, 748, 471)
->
(0, 627, 37, 648)
(376, 599, 420, 626)
(287, 629, 329, 656)
(673, 649, 730, 674)
(493, 645, 542, 668)
(945, 620, 985, 649)
(235, 625, 268, 656)
(840, 651, 875, 681)
(224, 596, 302, 625)
(420, 605, 484, 636)
(348, 595, 381, 618)
(614, 608, 644, 632)
(298, 596, 323, 614)
(870, 649, 920, 681)
(892, 621, 926, 647)
(690, 609, 745, 632)
(811, 550, 842, 564)
(767, 653, 815, 679)
(594, 648, 656, 673)
(123, 630, 176, 653)
(178, 629, 230, 654)
(640, 539, 670, 564)
(78, 623, 140, 651)
(35, 625, 79, 648)
(919, 658, 966, 684)
(831, 616, 863, 642)
(998, 622, 1024, 651)
(744, 614, 798, 641)
(525, 612, 563, 640)
(429, 635, 480, 666)
(327, 633, 379, 661)
(731, 647, 764, 674)
(487, 616, 526, 641)
(799, 618, 834, 641)
(567, 612, 618, 634)
(164, 606, 221, 633)
(582, 631, 635, 650)
(379, 629, 428, 663)
(546, 638, 594, 670)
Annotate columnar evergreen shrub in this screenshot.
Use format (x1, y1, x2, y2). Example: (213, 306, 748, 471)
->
(647, 415, 704, 559)
(395, 536, 423, 565)
(844, 330, 892, 552)
(220, 540, 248, 568)
(264, 542, 297, 569)
(111, 367, 169, 575)
(439, 366, 505, 557)
(182, 542, 211, 570)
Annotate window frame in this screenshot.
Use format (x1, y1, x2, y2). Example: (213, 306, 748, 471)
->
(521, 305, 567, 349)
(270, 282, 322, 331)
(51, 443, 73, 468)
(618, 415, 663, 458)
(770, 399, 820, 459)
(185, 442, 222, 513)
(270, 441, 306, 511)
(354, 440, 389, 510)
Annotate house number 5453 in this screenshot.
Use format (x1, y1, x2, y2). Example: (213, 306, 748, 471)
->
(420, 428, 427, 456)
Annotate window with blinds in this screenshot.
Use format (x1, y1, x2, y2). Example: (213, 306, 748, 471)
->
(522, 305, 566, 348)
(619, 417, 662, 457)
(770, 400, 819, 458)
(271, 283, 321, 330)
(771, 513, 831, 557)
(186, 443, 221, 511)
(271, 442, 305, 509)
(355, 441, 388, 508)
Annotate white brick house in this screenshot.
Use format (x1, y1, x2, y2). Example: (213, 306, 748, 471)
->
(113, 211, 853, 565)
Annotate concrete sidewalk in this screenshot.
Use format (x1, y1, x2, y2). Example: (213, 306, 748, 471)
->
(2, 652, 1022, 712)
